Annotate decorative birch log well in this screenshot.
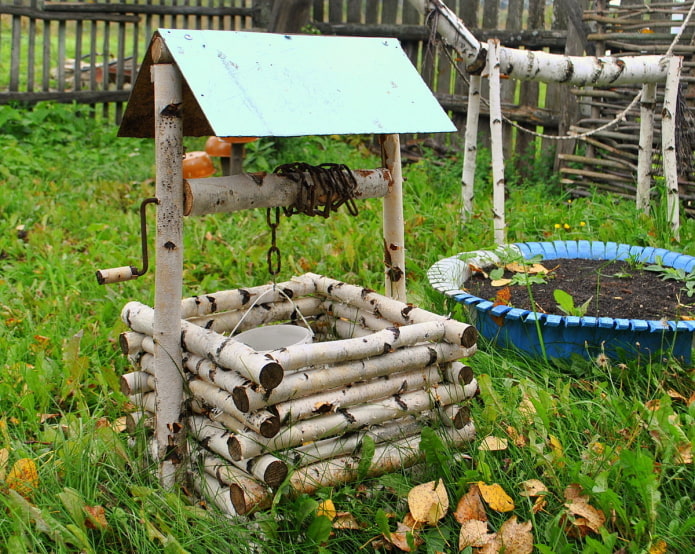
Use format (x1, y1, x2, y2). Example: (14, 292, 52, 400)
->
(120, 272, 478, 514)
(428, 241, 695, 363)
(98, 29, 478, 513)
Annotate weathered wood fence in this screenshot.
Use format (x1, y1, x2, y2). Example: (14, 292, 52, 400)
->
(2, 0, 694, 202)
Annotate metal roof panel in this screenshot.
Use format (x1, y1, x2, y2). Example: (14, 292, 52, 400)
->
(118, 30, 455, 138)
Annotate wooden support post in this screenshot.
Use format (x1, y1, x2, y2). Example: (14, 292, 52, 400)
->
(461, 74, 481, 222)
(662, 55, 682, 240)
(381, 133, 406, 301)
(152, 39, 186, 488)
(637, 82, 656, 213)
(487, 40, 506, 245)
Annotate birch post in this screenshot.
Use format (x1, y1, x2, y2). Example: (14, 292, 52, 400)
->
(462, 74, 481, 222)
(637, 82, 657, 213)
(662, 56, 682, 239)
(151, 38, 186, 488)
(488, 40, 506, 245)
(380, 133, 406, 301)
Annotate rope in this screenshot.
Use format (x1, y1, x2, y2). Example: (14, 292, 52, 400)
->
(434, 0, 695, 142)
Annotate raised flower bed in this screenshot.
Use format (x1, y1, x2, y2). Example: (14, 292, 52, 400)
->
(428, 240, 695, 362)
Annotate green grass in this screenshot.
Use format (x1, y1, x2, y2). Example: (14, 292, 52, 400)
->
(1, 102, 693, 552)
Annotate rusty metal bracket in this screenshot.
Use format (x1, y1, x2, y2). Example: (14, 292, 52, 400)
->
(96, 197, 159, 285)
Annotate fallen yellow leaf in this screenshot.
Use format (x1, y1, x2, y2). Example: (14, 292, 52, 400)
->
(477, 481, 515, 512)
(6, 458, 39, 498)
(332, 511, 362, 530)
(317, 499, 336, 520)
(84, 505, 109, 530)
(563, 485, 605, 535)
(458, 519, 495, 549)
(519, 479, 548, 497)
(478, 436, 508, 452)
(491, 278, 512, 287)
(0, 447, 8, 481)
(454, 483, 487, 524)
(407, 480, 449, 525)
(385, 521, 424, 552)
(649, 540, 668, 554)
(498, 515, 534, 554)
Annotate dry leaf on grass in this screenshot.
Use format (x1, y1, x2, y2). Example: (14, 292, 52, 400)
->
(479, 436, 509, 452)
(385, 522, 424, 552)
(649, 540, 668, 554)
(0, 448, 8, 481)
(498, 515, 534, 554)
(332, 511, 363, 530)
(563, 484, 606, 536)
(519, 479, 548, 514)
(458, 519, 495, 549)
(6, 458, 39, 498)
(454, 483, 487, 524)
(505, 425, 527, 447)
(478, 482, 515, 512)
(675, 442, 692, 464)
(407, 480, 449, 524)
(84, 505, 109, 530)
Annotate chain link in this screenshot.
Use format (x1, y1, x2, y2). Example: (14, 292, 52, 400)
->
(266, 207, 281, 278)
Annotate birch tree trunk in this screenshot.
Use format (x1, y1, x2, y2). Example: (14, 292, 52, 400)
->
(488, 40, 506, 245)
(461, 74, 481, 222)
(381, 133, 406, 301)
(662, 56, 682, 239)
(151, 39, 187, 488)
(637, 82, 657, 213)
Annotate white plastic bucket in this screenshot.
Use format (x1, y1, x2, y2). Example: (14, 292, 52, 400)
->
(234, 324, 312, 352)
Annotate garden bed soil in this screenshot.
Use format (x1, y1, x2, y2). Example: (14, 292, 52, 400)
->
(465, 258, 693, 321)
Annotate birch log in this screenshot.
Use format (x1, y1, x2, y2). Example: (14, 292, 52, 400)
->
(269, 365, 444, 425)
(462, 74, 482, 222)
(662, 55, 682, 239)
(380, 134, 406, 301)
(233, 341, 467, 413)
(300, 273, 477, 347)
(188, 378, 280, 438)
(407, 0, 672, 85)
(152, 57, 186, 488)
(185, 297, 322, 335)
(228, 382, 476, 460)
(120, 371, 155, 396)
(191, 466, 237, 517)
(197, 453, 273, 515)
(180, 276, 318, 319)
(122, 301, 283, 390)
(637, 82, 657, 213)
(319, 301, 394, 332)
(125, 410, 153, 434)
(290, 424, 475, 497)
(488, 40, 506, 246)
(189, 415, 287, 488)
(183, 168, 392, 216)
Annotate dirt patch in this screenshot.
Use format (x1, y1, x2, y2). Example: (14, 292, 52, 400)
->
(464, 258, 695, 321)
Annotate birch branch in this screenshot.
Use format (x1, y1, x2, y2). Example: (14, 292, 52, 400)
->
(184, 168, 391, 216)
(233, 341, 467, 413)
(122, 301, 284, 390)
(228, 382, 476, 460)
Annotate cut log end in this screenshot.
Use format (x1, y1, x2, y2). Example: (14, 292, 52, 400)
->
(259, 416, 281, 439)
(228, 436, 242, 461)
(263, 460, 289, 489)
(452, 405, 471, 429)
(259, 362, 283, 391)
(229, 483, 249, 515)
(232, 386, 250, 413)
(461, 325, 477, 348)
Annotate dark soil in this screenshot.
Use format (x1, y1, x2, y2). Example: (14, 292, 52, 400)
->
(465, 258, 695, 321)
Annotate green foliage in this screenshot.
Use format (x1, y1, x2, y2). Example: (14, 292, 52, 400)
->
(1, 103, 694, 552)
(553, 288, 593, 316)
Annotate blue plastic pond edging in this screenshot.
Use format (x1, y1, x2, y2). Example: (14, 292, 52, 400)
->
(427, 241, 695, 363)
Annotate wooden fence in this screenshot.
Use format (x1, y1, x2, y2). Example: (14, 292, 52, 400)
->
(2, 0, 694, 200)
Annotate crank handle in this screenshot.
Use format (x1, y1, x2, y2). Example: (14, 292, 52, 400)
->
(95, 266, 140, 285)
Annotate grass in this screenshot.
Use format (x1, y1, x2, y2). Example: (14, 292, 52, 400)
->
(0, 102, 693, 553)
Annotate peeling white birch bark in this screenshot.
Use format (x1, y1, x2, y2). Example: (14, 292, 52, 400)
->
(662, 56, 682, 239)
(381, 133, 407, 301)
(488, 40, 506, 246)
(234, 341, 466, 413)
(191, 466, 237, 517)
(462, 74, 481, 222)
(152, 60, 186, 488)
(228, 382, 476, 461)
(184, 168, 391, 216)
(320, 301, 393, 332)
(637, 82, 657, 213)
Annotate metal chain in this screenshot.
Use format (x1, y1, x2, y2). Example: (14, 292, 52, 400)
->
(266, 207, 281, 278)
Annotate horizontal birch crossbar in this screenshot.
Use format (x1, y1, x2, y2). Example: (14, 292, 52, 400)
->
(183, 168, 392, 217)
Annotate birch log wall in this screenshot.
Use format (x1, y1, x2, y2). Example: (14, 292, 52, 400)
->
(120, 273, 478, 515)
